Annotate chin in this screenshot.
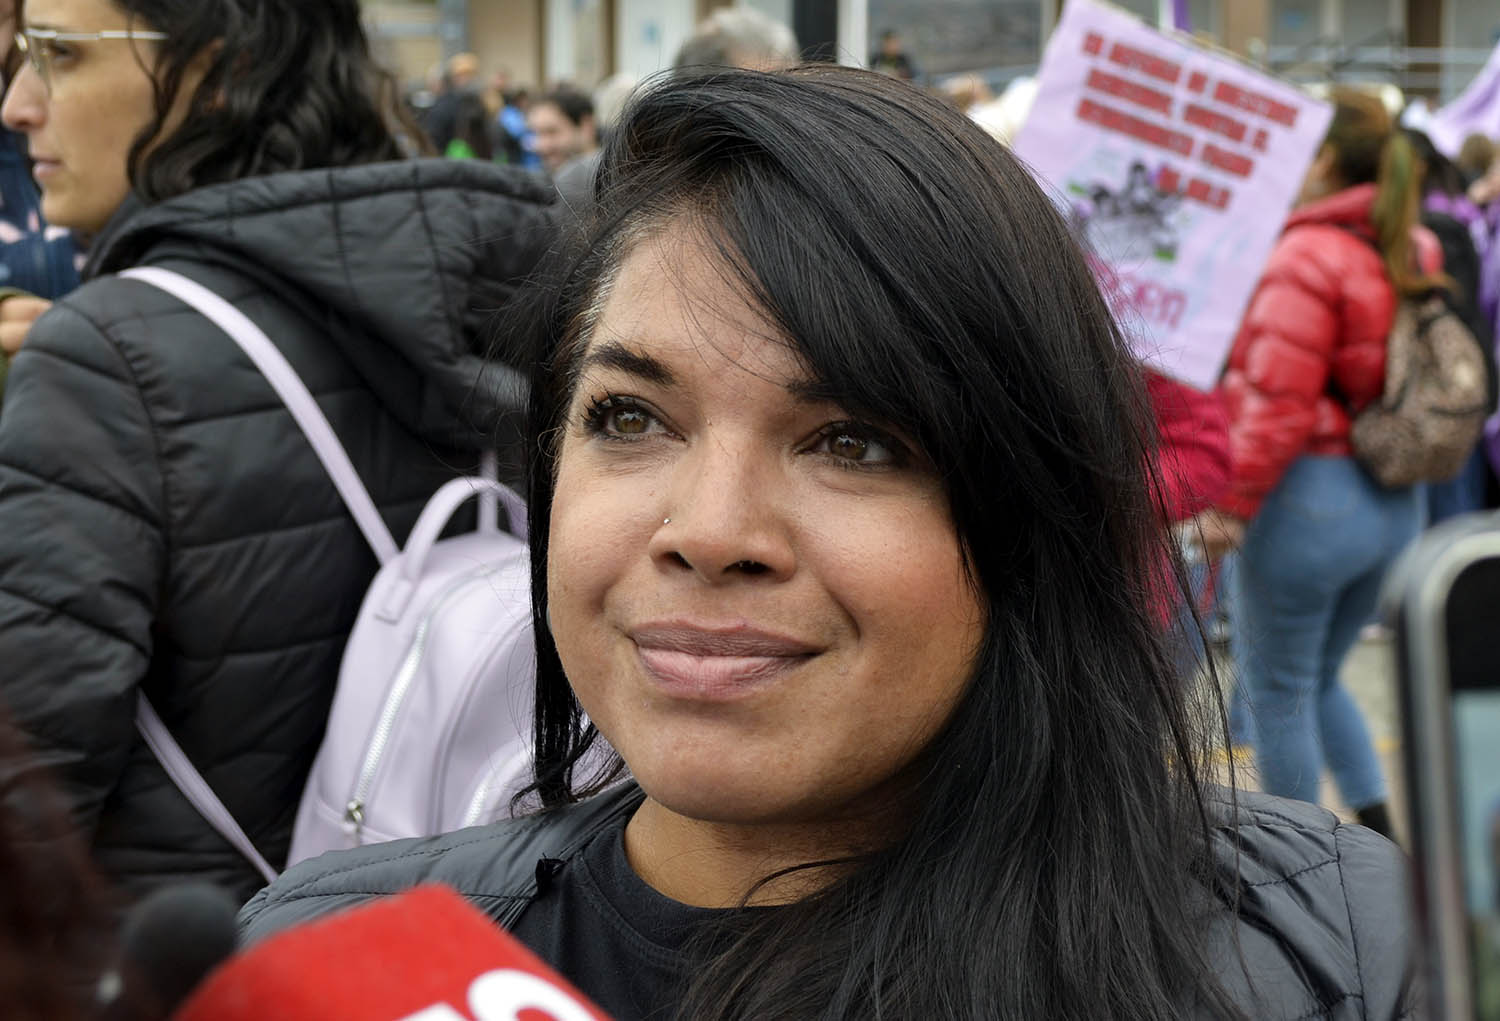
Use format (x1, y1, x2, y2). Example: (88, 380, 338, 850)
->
(631, 756, 800, 825)
(39, 202, 87, 235)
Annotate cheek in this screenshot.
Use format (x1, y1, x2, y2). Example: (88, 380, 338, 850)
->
(63, 88, 150, 191)
(545, 448, 654, 654)
(811, 497, 977, 631)
(801, 494, 983, 703)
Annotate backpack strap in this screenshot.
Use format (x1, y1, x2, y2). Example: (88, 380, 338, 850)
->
(119, 266, 399, 564)
(477, 449, 500, 533)
(135, 694, 280, 884)
(119, 264, 401, 887)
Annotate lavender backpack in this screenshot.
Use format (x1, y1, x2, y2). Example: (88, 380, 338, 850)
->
(122, 267, 538, 880)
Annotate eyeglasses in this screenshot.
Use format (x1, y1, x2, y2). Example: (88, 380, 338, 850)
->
(13, 27, 168, 93)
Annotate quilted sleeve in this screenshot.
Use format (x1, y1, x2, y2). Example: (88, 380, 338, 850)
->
(1334, 821, 1422, 1019)
(0, 301, 166, 841)
(1219, 229, 1343, 519)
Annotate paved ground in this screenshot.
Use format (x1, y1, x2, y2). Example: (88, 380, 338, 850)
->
(1209, 631, 1409, 842)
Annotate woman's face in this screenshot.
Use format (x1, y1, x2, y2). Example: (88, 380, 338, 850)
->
(2, 0, 165, 234)
(547, 223, 985, 833)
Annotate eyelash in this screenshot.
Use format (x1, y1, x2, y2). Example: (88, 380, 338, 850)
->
(579, 394, 907, 472)
(810, 422, 908, 472)
(581, 394, 665, 441)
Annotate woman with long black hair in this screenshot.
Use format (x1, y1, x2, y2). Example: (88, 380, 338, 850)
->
(0, 0, 552, 905)
(242, 67, 1414, 1019)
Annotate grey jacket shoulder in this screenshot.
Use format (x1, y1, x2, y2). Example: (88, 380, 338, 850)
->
(238, 784, 643, 945)
(240, 785, 1419, 1017)
(1206, 789, 1421, 1019)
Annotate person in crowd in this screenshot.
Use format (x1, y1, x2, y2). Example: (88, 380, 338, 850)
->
(528, 85, 596, 177)
(422, 51, 480, 155)
(1147, 370, 1230, 687)
(547, 73, 637, 211)
(869, 28, 919, 81)
(493, 86, 539, 170)
(444, 89, 494, 161)
(673, 6, 799, 72)
(1195, 88, 1440, 837)
(1474, 151, 1500, 209)
(242, 67, 1414, 1021)
(0, 0, 553, 906)
(590, 72, 640, 146)
(528, 84, 599, 215)
(553, 8, 799, 219)
(1459, 132, 1497, 188)
(1407, 129, 1498, 519)
(0, 0, 78, 402)
(938, 71, 993, 114)
(1150, 370, 1231, 529)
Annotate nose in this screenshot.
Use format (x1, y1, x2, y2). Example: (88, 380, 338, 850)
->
(2, 60, 45, 134)
(648, 437, 796, 585)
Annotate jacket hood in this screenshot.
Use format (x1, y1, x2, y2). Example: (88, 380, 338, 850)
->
(84, 160, 558, 450)
(1286, 180, 1444, 276)
(1286, 182, 1377, 233)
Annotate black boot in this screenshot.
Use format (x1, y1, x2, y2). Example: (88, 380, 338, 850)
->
(1355, 802, 1395, 840)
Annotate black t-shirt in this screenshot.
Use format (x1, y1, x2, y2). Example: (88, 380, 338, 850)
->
(509, 813, 741, 1021)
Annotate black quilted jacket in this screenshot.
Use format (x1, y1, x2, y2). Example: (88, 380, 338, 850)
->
(239, 786, 1421, 1019)
(0, 160, 555, 905)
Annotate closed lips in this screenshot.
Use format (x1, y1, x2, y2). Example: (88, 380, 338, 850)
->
(630, 623, 819, 658)
(630, 624, 819, 694)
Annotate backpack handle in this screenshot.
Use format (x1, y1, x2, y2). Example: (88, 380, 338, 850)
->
(376, 476, 528, 622)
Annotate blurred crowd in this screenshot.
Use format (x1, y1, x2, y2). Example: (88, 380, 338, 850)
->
(402, 8, 806, 212)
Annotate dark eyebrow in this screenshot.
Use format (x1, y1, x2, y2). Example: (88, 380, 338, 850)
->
(785, 377, 842, 406)
(578, 341, 677, 387)
(578, 339, 842, 407)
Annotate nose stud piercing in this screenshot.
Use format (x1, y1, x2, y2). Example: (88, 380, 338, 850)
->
(663, 517, 672, 525)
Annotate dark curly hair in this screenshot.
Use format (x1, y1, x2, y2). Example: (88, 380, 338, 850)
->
(17, 0, 423, 202)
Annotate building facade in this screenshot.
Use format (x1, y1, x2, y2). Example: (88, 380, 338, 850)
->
(361, 0, 1500, 100)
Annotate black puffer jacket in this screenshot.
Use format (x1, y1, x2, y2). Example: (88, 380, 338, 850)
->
(0, 160, 555, 905)
(239, 786, 1419, 1018)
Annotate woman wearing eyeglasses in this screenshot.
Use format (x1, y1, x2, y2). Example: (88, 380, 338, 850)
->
(0, 0, 79, 402)
(0, 0, 553, 906)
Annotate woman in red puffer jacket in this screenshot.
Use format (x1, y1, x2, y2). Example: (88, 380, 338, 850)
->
(1196, 88, 1442, 838)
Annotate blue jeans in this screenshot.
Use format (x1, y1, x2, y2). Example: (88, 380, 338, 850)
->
(1230, 455, 1422, 809)
(1215, 556, 1255, 746)
(1427, 446, 1489, 525)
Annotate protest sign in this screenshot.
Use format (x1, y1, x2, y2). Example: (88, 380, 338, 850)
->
(1013, 0, 1331, 389)
(1427, 39, 1500, 160)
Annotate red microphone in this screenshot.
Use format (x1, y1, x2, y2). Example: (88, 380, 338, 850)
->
(174, 884, 610, 1021)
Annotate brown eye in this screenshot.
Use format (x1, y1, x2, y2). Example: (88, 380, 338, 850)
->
(582, 396, 666, 441)
(812, 423, 902, 467)
(828, 432, 870, 461)
(608, 407, 651, 435)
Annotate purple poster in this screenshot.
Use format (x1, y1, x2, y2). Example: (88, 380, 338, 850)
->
(1014, 0, 1332, 389)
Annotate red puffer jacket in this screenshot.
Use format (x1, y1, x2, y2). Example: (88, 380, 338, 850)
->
(1147, 369, 1230, 523)
(1217, 184, 1399, 518)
